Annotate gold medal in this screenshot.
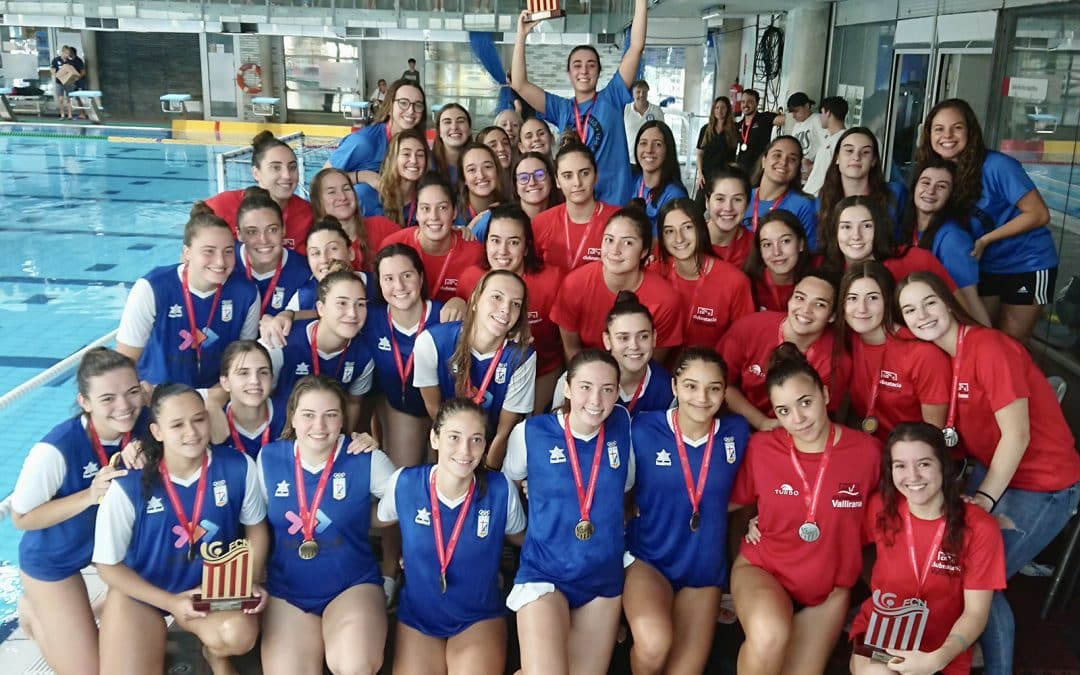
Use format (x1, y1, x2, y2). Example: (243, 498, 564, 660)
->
(574, 519, 594, 541)
(861, 416, 879, 434)
(298, 539, 319, 560)
(689, 511, 701, 532)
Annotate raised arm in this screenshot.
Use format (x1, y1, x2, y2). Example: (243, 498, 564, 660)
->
(617, 0, 649, 88)
(512, 12, 549, 115)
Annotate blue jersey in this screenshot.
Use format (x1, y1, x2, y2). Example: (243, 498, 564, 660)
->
(329, 122, 389, 174)
(137, 265, 259, 388)
(287, 276, 318, 313)
(747, 190, 819, 252)
(920, 219, 980, 289)
(364, 300, 443, 416)
(469, 210, 493, 241)
(114, 447, 250, 594)
(270, 319, 374, 410)
(259, 439, 382, 611)
(623, 361, 675, 416)
(354, 183, 385, 217)
(972, 151, 1058, 274)
(395, 466, 510, 637)
(632, 177, 689, 235)
(513, 409, 631, 599)
(541, 72, 634, 205)
(627, 410, 749, 589)
(222, 399, 287, 459)
(231, 247, 312, 317)
(19, 414, 147, 581)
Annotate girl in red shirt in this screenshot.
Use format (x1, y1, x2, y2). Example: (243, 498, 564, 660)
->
(897, 271, 1080, 671)
(704, 166, 754, 268)
(850, 422, 1005, 675)
(731, 344, 881, 675)
(840, 261, 949, 440)
(744, 211, 812, 313)
(310, 168, 399, 273)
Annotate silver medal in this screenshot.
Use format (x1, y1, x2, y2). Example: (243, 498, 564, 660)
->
(798, 521, 821, 543)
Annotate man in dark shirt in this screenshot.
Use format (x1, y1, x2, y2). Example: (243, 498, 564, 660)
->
(50, 45, 86, 120)
(401, 58, 420, 85)
(735, 88, 777, 173)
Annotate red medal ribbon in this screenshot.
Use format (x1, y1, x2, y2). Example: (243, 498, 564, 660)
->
(786, 425, 836, 526)
(180, 266, 224, 368)
(310, 321, 351, 378)
(159, 452, 210, 557)
(428, 467, 476, 589)
(405, 198, 417, 225)
(226, 405, 271, 453)
(855, 338, 888, 423)
(562, 202, 602, 269)
(637, 177, 647, 200)
(384, 123, 392, 143)
(624, 369, 647, 412)
(87, 420, 131, 469)
(672, 412, 715, 517)
(293, 441, 338, 545)
(468, 340, 506, 405)
(244, 247, 285, 316)
(738, 118, 752, 152)
(418, 230, 458, 296)
(750, 189, 787, 232)
(945, 326, 968, 430)
(902, 503, 947, 595)
(572, 95, 596, 144)
(561, 412, 606, 526)
(388, 302, 428, 394)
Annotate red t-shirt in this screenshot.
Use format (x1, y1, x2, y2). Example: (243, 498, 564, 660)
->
(550, 263, 684, 351)
(849, 333, 950, 441)
(751, 272, 794, 313)
(732, 426, 881, 606)
(532, 202, 618, 271)
(458, 264, 564, 376)
(204, 189, 313, 255)
(712, 227, 753, 269)
(884, 247, 958, 292)
(851, 496, 1005, 675)
(718, 311, 850, 416)
(357, 215, 402, 271)
(950, 326, 1080, 491)
(650, 258, 754, 347)
(379, 227, 484, 303)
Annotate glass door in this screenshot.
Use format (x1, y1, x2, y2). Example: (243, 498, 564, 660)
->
(935, 51, 994, 123)
(885, 51, 931, 186)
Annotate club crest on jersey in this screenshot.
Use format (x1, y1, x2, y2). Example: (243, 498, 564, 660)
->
(213, 480, 228, 507)
(271, 286, 285, 309)
(377, 337, 391, 352)
(332, 472, 347, 500)
(146, 496, 165, 514)
(749, 363, 764, 377)
(494, 363, 508, 385)
(607, 441, 620, 469)
(724, 436, 737, 464)
(168, 304, 183, 318)
(415, 507, 431, 526)
(832, 483, 863, 508)
(528, 310, 540, 323)
(82, 461, 100, 479)
(958, 382, 970, 400)
(549, 446, 566, 464)
(342, 361, 355, 383)
(655, 449, 672, 467)
(221, 300, 233, 322)
(274, 480, 290, 497)
(477, 508, 491, 538)
(295, 362, 311, 376)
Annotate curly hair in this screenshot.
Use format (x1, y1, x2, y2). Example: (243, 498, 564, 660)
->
(915, 98, 987, 217)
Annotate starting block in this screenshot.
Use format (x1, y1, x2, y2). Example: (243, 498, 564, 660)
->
(0, 87, 47, 121)
(68, 90, 104, 124)
(160, 93, 193, 115)
(251, 96, 280, 118)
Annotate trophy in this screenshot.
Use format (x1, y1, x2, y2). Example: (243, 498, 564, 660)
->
(192, 539, 260, 612)
(860, 590, 929, 663)
(525, 0, 566, 21)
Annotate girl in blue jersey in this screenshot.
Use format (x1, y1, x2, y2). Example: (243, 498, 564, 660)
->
(503, 349, 633, 675)
(747, 135, 819, 250)
(458, 142, 506, 229)
(329, 78, 427, 179)
(433, 103, 473, 188)
(817, 127, 908, 237)
(11, 348, 143, 675)
(262, 261, 375, 434)
(377, 398, 526, 675)
(117, 206, 260, 389)
(94, 384, 268, 675)
(917, 98, 1057, 346)
(354, 128, 427, 225)
(207, 340, 286, 458)
(624, 347, 750, 675)
(630, 120, 688, 233)
(413, 269, 536, 469)
(258, 375, 394, 675)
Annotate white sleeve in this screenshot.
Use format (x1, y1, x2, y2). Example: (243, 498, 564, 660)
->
(504, 476, 526, 535)
(240, 297, 261, 339)
(411, 330, 440, 388)
(502, 421, 529, 481)
(92, 483, 136, 565)
(348, 358, 375, 396)
(116, 278, 157, 348)
(285, 291, 300, 313)
(376, 467, 404, 523)
(501, 352, 537, 414)
(368, 450, 396, 499)
(240, 454, 267, 525)
(255, 452, 268, 501)
(10, 443, 69, 515)
(261, 341, 285, 389)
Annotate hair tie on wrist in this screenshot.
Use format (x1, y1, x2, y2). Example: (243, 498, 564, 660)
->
(975, 489, 998, 512)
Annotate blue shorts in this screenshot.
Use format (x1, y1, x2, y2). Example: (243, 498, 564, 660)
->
(273, 579, 381, 616)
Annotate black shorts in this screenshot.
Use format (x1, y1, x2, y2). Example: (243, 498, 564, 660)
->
(978, 267, 1056, 305)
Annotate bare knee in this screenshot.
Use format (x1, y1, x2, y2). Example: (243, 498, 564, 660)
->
(631, 622, 673, 671)
(17, 596, 37, 641)
(326, 648, 381, 675)
(743, 614, 791, 656)
(215, 614, 258, 656)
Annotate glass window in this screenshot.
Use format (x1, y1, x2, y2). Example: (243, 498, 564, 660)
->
(827, 21, 896, 141)
(283, 36, 361, 113)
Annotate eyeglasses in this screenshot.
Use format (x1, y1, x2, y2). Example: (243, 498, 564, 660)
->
(394, 98, 425, 113)
(516, 169, 548, 185)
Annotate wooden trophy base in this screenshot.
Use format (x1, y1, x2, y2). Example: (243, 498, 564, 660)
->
(525, 9, 566, 21)
(192, 594, 261, 612)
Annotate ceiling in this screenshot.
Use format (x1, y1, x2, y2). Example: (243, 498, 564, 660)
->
(646, 0, 828, 19)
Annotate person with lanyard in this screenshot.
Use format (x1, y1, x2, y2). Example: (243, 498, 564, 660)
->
(432, 104, 473, 189)
(705, 165, 755, 268)
(502, 349, 634, 675)
(518, 116, 553, 157)
(747, 135, 819, 250)
(230, 188, 311, 321)
(695, 96, 738, 211)
(205, 131, 313, 254)
(803, 96, 848, 197)
(257, 375, 393, 675)
(457, 142, 506, 229)
(93, 384, 268, 675)
(816, 126, 908, 234)
(744, 210, 812, 313)
(850, 422, 1006, 675)
(653, 199, 754, 348)
(205, 340, 286, 459)
(719, 268, 850, 430)
(840, 262, 949, 440)
(456, 205, 563, 413)
(916, 98, 1059, 346)
(510, 0, 649, 206)
(551, 207, 684, 364)
(310, 170, 399, 275)
(328, 79, 427, 180)
(380, 175, 485, 304)
(363, 244, 444, 600)
(377, 398, 527, 674)
(623, 348, 750, 675)
(531, 144, 619, 271)
(630, 120, 689, 234)
(477, 126, 516, 201)
(260, 263, 375, 434)
(730, 344, 881, 675)
(117, 207, 260, 390)
(896, 272, 1080, 675)
(353, 128, 427, 225)
(11, 348, 144, 675)
(475, 151, 564, 243)
(413, 269, 537, 470)
(735, 89, 778, 173)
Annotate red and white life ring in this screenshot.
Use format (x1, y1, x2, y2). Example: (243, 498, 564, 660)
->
(236, 63, 263, 95)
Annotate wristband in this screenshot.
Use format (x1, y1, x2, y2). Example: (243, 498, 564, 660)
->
(975, 490, 999, 512)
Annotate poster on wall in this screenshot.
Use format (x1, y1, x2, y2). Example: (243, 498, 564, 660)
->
(839, 83, 865, 126)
